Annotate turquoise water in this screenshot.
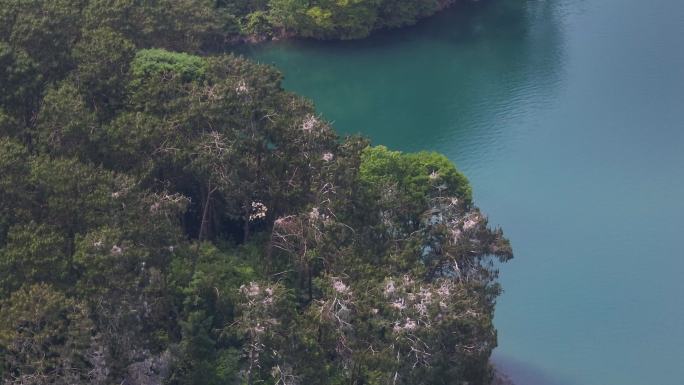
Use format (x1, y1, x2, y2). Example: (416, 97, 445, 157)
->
(244, 1, 684, 384)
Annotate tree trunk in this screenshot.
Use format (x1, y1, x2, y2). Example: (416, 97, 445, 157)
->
(308, 264, 313, 302)
(243, 203, 251, 243)
(199, 182, 215, 241)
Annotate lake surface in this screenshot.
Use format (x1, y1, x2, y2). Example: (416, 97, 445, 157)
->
(244, 1, 684, 384)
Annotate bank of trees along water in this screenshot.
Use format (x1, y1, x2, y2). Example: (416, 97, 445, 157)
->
(1, 0, 465, 49)
(0, 1, 512, 385)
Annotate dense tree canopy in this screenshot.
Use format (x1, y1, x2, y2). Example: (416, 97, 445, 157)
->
(1, 0, 465, 53)
(0, 1, 512, 385)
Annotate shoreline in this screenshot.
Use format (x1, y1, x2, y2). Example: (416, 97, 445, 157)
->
(231, 0, 489, 46)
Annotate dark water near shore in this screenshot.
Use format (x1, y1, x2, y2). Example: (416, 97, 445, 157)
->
(245, 0, 684, 384)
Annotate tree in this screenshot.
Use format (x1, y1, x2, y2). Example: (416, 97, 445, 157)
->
(0, 0, 85, 83)
(168, 243, 253, 385)
(0, 138, 29, 248)
(72, 27, 136, 115)
(0, 43, 42, 134)
(0, 4, 514, 381)
(34, 81, 98, 159)
(0, 223, 70, 297)
(0, 284, 93, 385)
(82, 0, 231, 52)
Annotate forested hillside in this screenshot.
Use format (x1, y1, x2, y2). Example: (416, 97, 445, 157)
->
(0, 1, 512, 384)
(1, 0, 468, 47)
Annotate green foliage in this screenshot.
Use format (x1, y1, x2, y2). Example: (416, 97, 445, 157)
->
(358, 145, 473, 242)
(127, 49, 208, 116)
(220, 0, 448, 40)
(0, 222, 70, 296)
(249, 0, 451, 40)
(244, 10, 275, 37)
(301, 0, 382, 39)
(0, 43, 42, 129)
(168, 243, 256, 384)
(25, 157, 122, 237)
(0, 0, 84, 78)
(0, 283, 93, 385)
(82, 0, 230, 51)
(360, 145, 473, 205)
(131, 49, 207, 83)
(267, 0, 309, 31)
(0, 139, 28, 237)
(72, 27, 137, 114)
(35, 81, 98, 159)
(0, 2, 511, 384)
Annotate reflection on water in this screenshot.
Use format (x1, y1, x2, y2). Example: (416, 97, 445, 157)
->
(493, 354, 576, 385)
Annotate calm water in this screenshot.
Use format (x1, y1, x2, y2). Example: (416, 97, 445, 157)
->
(245, 1, 684, 384)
